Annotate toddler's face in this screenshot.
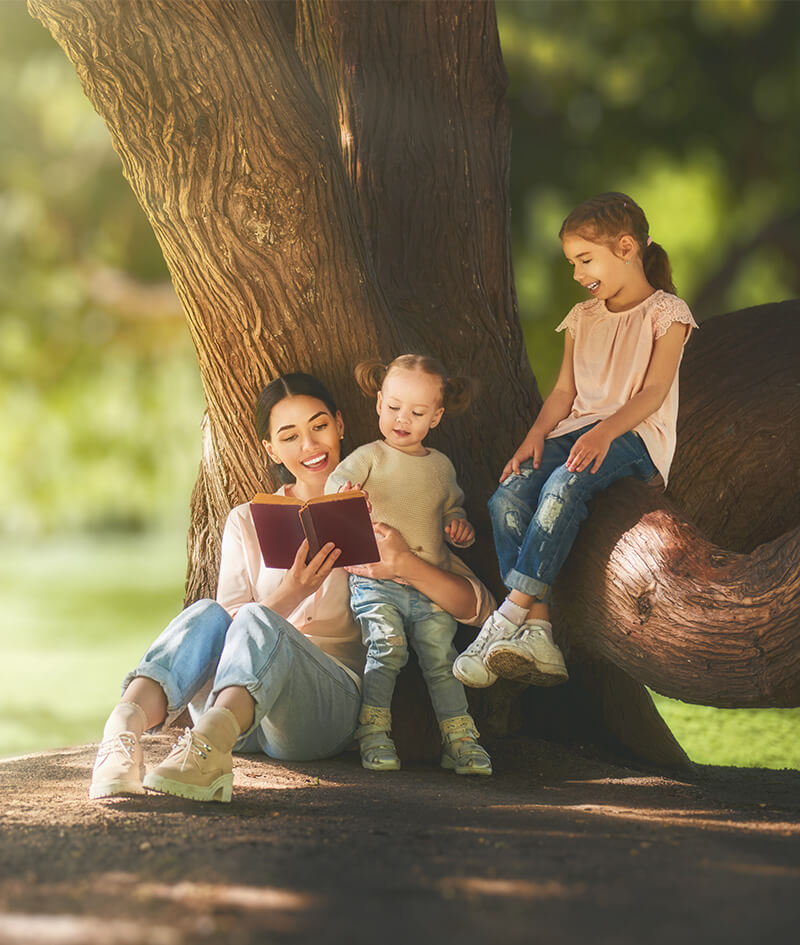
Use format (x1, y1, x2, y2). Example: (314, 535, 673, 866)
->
(377, 368, 444, 455)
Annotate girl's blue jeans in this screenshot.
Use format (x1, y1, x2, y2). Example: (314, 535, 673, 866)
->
(349, 576, 468, 723)
(489, 426, 657, 602)
(122, 599, 361, 761)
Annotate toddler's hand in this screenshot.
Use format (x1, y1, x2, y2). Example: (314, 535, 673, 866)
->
(445, 518, 475, 547)
(337, 480, 371, 513)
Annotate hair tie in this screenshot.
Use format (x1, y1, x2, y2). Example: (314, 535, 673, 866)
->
(646, 236, 653, 246)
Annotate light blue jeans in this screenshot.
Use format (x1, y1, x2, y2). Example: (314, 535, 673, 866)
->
(489, 425, 657, 602)
(349, 576, 468, 723)
(122, 599, 361, 761)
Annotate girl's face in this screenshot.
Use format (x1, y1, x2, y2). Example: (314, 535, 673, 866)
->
(562, 232, 641, 309)
(264, 395, 344, 496)
(377, 367, 444, 455)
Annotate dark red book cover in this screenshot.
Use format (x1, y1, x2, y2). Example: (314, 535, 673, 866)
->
(249, 491, 379, 569)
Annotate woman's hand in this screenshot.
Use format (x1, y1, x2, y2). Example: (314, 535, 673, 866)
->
(283, 538, 341, 598)
(346, 522, 412, 581)
(445, 517, 475, 546)
(566, 424, 613, 474)
(500, 427, 546, 482)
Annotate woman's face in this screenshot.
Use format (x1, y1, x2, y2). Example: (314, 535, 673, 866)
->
(264, 395, 344, 495)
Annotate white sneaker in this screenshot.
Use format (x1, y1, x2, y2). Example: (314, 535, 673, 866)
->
(485, 621, 569, 687)
(89, 731, 145, 799)
(452, 611, 518, 688)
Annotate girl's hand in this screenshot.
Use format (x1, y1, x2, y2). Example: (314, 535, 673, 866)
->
(445, 518, 475, 546)
(346, 522, 411, 580)
(500, 428, 546, 482)
(566, 425, 613, 474)
(282, 538, 341, 600)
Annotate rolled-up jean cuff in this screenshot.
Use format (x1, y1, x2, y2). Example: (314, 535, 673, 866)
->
(119, 667, 187, 734)
(505, 568, 551, 603)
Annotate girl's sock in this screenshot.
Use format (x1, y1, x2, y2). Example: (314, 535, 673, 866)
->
(103, 701, 148, 740)
(498, 598, 529, 627)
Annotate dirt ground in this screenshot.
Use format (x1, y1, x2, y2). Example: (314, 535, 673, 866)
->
(1, 734, 798, 945)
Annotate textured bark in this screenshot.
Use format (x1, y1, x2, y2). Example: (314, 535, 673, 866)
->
(29, 0, 800, 767)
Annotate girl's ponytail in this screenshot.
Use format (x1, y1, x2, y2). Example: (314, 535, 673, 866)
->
(642, 240, 676, 295)
(354, 358, 388, 398)
(442, 375, 475, 415)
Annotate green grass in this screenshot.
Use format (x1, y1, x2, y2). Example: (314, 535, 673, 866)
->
(651, 694, 800, 771)
(1, 533, 797, 770)
(0, 533, 187, 758)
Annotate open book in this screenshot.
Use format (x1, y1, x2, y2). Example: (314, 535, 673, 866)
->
(249, 491, 380, 569)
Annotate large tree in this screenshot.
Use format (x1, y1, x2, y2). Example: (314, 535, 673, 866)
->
(29, 0, 799, 766)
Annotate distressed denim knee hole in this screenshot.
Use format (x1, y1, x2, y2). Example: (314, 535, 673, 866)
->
(537, 493, 565, 533)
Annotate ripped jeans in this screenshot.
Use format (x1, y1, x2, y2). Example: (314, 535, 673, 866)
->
(489, 425, 657, 602)
(349, 576, 469, 722)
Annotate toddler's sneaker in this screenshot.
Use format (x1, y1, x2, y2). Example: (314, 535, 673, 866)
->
(89, 731, 145, 799)
(440, 715, 492, 776)
(485, 621, 568, 687)
(356, 704, 401, 771)
(452, 611, 517, 688)
(143, 728, 233, 802)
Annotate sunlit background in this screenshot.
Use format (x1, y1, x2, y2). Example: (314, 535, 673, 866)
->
(2, 0, 798, 765)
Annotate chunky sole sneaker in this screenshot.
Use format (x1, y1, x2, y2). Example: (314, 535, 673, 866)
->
(143, 770, 233, 803)
(142, 728, 234, 803)
(452, 611, 518, 688)
(485, 622, 568, 687)
(89, 732, 145, 799)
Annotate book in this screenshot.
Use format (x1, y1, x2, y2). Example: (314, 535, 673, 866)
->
(249, 491, 380, 570)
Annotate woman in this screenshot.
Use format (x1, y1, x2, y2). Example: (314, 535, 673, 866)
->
(89, 372, 494, 803)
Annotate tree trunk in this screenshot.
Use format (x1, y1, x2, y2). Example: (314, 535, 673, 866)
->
(30, 0, 800, 767)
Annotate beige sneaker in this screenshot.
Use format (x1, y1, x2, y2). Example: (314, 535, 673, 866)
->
(485, 621, 569, 686)
(143, 728, 233, 802)
(89, 732, 145, 799)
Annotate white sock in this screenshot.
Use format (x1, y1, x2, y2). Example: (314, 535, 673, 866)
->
(498, 599, 529, 626)
(103, 701, 147, 740)
(194, 705, 241, 753)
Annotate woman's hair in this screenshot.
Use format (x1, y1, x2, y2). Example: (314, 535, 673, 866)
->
(559, 191, 676, 294)
(254, 372, 339, 441)
(354, 354, 474, 415)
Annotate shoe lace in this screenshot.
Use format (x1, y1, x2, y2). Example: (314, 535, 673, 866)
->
(96, 732, 137, 762)
(463, 615, 510, 658)
(168, 728, 213, 769)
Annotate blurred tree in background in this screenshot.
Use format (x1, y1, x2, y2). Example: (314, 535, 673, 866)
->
(2, 0, 798, 536)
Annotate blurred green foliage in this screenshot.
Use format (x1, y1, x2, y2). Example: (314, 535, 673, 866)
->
(1, 0, 799, 531)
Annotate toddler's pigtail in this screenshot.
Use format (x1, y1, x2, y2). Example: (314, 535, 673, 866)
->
(354, 358, 387, 398)
(443, 375, 475, 415)
(643, 241, 676, 295)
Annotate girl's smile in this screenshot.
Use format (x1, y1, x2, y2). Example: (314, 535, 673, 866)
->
(562, 233, 654, 312)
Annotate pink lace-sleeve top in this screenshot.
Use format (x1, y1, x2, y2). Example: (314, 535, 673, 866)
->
(549, 289, 698, 487)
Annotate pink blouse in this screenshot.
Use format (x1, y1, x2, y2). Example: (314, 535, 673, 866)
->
(550, 290, 698, 487)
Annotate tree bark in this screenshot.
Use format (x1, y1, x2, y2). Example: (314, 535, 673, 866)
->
(29, 0, 800, 767)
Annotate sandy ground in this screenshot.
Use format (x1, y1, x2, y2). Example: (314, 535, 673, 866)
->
(1, 734, 799, 945)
